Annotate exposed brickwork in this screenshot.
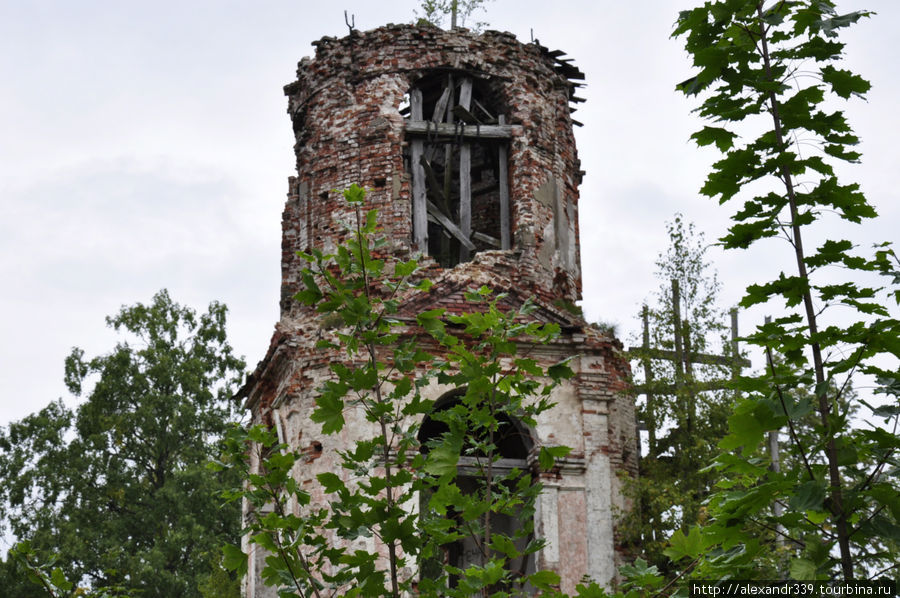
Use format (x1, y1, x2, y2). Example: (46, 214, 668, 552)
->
(239, 24, 636, 595)
(279, 24, 585, 318)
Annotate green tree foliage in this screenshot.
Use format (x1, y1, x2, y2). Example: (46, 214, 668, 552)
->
(217, 186, 578, 597)
(626, 215, 734, 573)
(670, 0, 900, 581)
(1, 541, 131, 598)
(0, 290, 246, 597)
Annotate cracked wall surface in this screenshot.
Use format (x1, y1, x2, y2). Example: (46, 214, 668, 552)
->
(239, 24, 637, 596)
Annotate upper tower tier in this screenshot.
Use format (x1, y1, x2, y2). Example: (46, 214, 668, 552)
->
(280, 24, 586, 316)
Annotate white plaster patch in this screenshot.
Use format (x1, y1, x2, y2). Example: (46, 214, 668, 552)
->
(540, 485, 560, 564)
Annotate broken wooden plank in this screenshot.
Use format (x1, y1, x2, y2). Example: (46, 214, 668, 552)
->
(418, 155, 450, 215)
(452, 105, 479, 124)
(460, 144, 471, 261)
(426, 200, 475, 251)
(431, 84, 451, 123)
(404, 122, 512, 139)
(458, 77, 472, 111)
(410, 88, 427, 253)
(472, 231, 500, 248)
(472, 97, 495, 122)
(498, 114, 510, 250)
(426, 214, 452, 238)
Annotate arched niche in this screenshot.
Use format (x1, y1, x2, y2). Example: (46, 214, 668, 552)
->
(417, 388, 536, 591)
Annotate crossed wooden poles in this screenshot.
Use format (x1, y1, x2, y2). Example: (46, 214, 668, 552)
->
(627, 279, 751, 452)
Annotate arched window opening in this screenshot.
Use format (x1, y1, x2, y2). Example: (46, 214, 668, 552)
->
(417, 391, 536, 591)
(403, 72, 512, 266)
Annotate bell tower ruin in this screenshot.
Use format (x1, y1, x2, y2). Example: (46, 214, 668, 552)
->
(239, 24, 637, 595)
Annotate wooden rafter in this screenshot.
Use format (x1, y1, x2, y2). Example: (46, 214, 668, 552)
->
(426, 200, 475, 251)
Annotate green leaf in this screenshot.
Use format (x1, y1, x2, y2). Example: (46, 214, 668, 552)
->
(317, 472, 345, 494)
(538, 445, 572, 470)
(223, 543, 248, 576)
(663, 526, 704, 561)
(789, 558, 817, 580)
(343, 183, 366, 204)
(394, 259, 418, 278)
(50, 567, 73, 592)
(424, 433, 462, 477)
(417, 308, 447, 340)
(528, 569, 561, 590)
(691, 126, 738, 152)
(311, 391, 345, 434)
(547, 361, 574, 381)
(789, 481, 826, 512)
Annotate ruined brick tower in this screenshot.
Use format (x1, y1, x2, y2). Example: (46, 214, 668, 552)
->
(239, 24, 637, 595)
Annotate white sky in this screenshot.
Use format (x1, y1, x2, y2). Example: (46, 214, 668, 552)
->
(1, 1, 897, 428)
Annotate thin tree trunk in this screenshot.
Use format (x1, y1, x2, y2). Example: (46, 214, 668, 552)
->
(755, 2, 853, 580)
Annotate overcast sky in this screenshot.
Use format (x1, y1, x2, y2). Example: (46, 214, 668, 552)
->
(1, 1, 897, 429)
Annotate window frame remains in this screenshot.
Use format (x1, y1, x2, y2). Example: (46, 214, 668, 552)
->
(405, 73, 512, 266)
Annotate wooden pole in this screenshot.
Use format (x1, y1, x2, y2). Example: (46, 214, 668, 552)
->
(498, 115, 510, 250)
(683, 319, 696, 435)
(642, 305, 656, 455)
(672, 279, 685, 386)
(442, 74, 455, 263)
(410, 89, 427, 253)
(458, 78, 473, 263)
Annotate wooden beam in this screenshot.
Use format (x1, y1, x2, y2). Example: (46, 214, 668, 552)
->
(404, 121, 513, 140)
(498, 114, 510, 250)
(410, 88, 427, 253)
(459, 78, 473, 262)
(441, 75, 455, 261)
(472, 97, 495, 122)
(426, 200, 475, 251)
(642, 305, 656, 453)
(418, 155, 450, 216)
(631, 379, 736, 395)
(672, 279, 685, 384)
(472, 231, 500, 248)
(625, 347, 752, 369)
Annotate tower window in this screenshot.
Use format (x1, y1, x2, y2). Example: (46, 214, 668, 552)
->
(404, 73, 512, 266)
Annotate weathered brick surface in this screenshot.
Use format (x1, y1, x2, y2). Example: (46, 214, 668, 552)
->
(278, 24, 587, 318)
(240, 24, 637, 594)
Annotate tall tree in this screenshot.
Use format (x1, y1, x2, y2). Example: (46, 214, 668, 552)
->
(627, 215, 735, 573)
(667, 1, 900, 581)
(0, 290, 246, 597)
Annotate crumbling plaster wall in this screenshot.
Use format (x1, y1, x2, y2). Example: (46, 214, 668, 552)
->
(240, 23, 637, 594)
(248, 321, 635, 592)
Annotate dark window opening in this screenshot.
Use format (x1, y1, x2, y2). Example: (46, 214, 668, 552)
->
(404, 72, 512, 266)
(418, 391, 536, 592)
